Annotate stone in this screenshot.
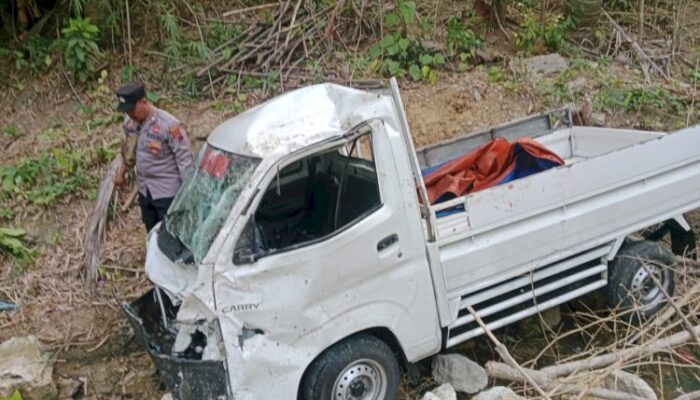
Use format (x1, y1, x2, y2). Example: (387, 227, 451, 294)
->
(0, 336, 57, 400)
(472, 387, 526, 400)
(56, 377, 82, 399)
(431, 354, 488, 394)
(161, 393, 173, 400)
(567, 77, 588, 94)
(540, 306, 562, 328)
(475, 48, 494, 64)
(604, 370, 657, 400)
(591, 112, 607, 127)
(511, 54, 569, 76)
(421, 383, 457, 400)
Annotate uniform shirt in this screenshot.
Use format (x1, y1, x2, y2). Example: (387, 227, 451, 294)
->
(122, 108, 194, 199)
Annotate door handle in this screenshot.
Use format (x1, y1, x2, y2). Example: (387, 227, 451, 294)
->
(377, 234, 399, 252)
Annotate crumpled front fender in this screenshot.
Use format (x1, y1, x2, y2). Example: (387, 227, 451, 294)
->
(120, 290, 230, 400)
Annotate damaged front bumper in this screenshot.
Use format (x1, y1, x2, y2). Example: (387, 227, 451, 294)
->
(120, 290, 230, 400)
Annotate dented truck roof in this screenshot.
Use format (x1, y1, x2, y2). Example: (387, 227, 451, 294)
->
(206, 83, 398, 157)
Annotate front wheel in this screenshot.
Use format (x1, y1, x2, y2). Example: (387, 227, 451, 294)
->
(606, 240, 675, 324)
(300, 334, 400, 400)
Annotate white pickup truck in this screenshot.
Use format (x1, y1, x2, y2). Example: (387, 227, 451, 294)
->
(121, 78, 700, 400)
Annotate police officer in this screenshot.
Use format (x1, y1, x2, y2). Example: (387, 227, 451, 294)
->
(114, 82, 194, 232)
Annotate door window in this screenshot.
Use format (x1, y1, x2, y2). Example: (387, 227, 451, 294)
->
(234, 133, 381, 262)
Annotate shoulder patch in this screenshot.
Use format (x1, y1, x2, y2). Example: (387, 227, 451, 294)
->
(170, 125, 184, 141)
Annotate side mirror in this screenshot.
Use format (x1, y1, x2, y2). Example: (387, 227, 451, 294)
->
(233, 220, 267, 265)
(234, 245, 256, 265)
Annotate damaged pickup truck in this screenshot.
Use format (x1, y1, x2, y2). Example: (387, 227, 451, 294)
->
(121, 78, 700, 400)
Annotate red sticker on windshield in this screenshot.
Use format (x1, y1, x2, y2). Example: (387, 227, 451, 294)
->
(200, 148, 230, 178)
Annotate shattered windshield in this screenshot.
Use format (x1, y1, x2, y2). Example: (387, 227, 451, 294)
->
(165, 144, 260, 264)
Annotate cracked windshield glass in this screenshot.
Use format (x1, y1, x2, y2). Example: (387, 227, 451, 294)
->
(165, 144, 260, 263)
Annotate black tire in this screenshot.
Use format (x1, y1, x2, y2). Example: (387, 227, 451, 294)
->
(299, 334, 400, 400)
(606, 240, 676, 324)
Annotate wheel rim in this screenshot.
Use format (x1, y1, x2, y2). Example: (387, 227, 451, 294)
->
(630, 263, 667, 309)
(332, 358, 387, 400)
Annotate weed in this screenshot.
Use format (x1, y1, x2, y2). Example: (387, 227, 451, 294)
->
(2, 123, 23, 138)
(368, 0, 445, 82)
(515, 7, 569, 54)
(120, 65, 139, 83)
(0, 208, 14, 220)
(12, 35, 53, 74)
(446, 17, 483, 63)
(0, 228, 34, 260)
(60, 17, 102, 83)
(0, 143, 116, 207)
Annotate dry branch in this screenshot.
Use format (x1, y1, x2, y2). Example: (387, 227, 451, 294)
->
(465, 304, 552, 399)
(486, 363, 648, 400)
(602, 9, 670, 81)
(540, 325, 700, 377)
(83, 157, 121, 283)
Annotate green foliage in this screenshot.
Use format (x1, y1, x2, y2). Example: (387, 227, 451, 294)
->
(487, 66, 505, 83)
(368, 1, 445, 82)
(0, 143, 114, 207)
(60, 18, 102, 83)
(0, 228, 34, 260)
(595, 84, 688, 116)
(446, 17, 483, 59)
(2, 123, 23, 138)
(12, 35, 53, 74)
(120, 64, 138, 83)
(515, 8, 569, 53)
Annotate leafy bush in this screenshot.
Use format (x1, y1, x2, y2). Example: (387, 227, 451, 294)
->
(12, 35, 53, 73)
(515, 9, 569, 53)
(60, 17, 102, 83)
(446, 17, 483, 58)
(368, 1, 445, 82)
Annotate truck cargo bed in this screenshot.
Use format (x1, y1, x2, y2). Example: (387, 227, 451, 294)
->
(418, 119, 700, 346)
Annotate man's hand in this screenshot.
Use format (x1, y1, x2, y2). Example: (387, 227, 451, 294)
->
(115, 163, 128, 188)
(114, 173, 126, 188)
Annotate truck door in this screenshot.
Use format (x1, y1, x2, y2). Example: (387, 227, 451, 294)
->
(212, 121, 440, 392)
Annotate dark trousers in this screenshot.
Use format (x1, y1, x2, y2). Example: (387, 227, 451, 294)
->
(138, 190, 174, 232)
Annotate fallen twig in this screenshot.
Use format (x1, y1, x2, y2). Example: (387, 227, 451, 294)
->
(465, 304, 551, 399)
(602, 9, 670, 81)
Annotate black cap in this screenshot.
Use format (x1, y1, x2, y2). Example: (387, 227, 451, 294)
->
(115, 82, 146, 112)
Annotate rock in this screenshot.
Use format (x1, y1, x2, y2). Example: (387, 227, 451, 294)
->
(56, 377, 82, 399)
(90, 367, 118, 395)
(421, 383, 457, 400)
(604, 370, 657, 400)
(567, 77, 588, 94)
(475, 48, 494, 64)
(161, 393, 173, 400)
(540, 306, 562, 328)
(511, 54, 569, 76)
(0, 336, 57, 400)
(472, 387, 525, 400)
(591, 112, 607, 127)
(432, 354, 488, 394)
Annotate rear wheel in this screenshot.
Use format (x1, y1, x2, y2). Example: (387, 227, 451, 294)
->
(300, 334, 400, 400)
(606, 240, 675, 323)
